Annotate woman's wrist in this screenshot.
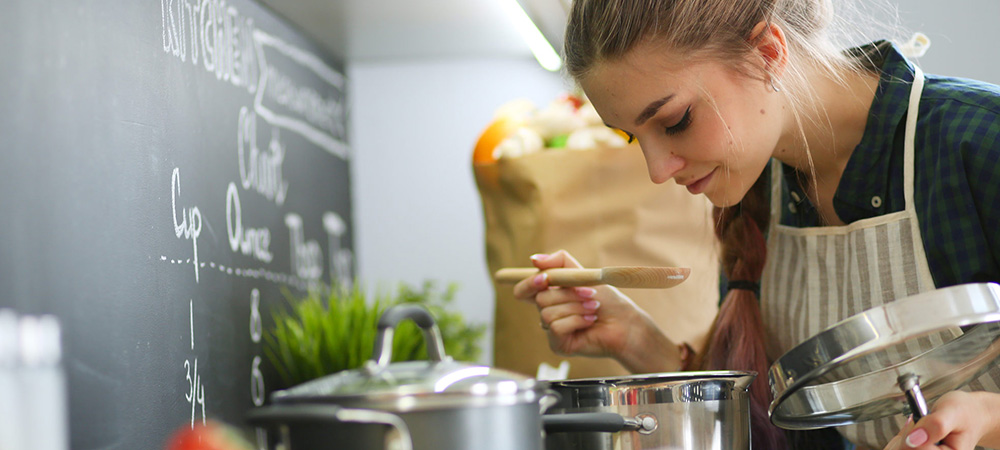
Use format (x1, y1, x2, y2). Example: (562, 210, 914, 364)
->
(616, 311, 683, 374)
(975, 391, 1000, 448)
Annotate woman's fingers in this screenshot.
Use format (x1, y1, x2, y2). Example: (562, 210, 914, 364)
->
(536, 287, 599, 332)
(536, 286, 596, 308)
(548, 313, 598, 337)
(539, 291, 600, 323)
(901, 391, 991, 450)
(512, 268, 551, 302)
(514, 250, 587, 303)
(531, 249, 584, 270)
(883, 416, 914, 450)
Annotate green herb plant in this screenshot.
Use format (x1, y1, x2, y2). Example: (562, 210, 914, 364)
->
(264, 280, 486, 389)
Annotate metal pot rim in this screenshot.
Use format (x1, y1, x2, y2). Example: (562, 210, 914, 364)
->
(274, 387, 548, 412)
(548, 370, 756, 387)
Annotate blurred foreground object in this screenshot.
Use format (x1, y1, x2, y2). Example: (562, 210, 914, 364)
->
(164, 421, 254, 450)
(0, 311, 68, 450)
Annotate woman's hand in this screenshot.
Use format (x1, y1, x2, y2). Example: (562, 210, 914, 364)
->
(884, 391, 1000, 450)
(511, 250, 681, 373)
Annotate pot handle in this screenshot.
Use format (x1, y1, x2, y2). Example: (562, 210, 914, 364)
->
(246, 404, 413, 450)
(543, 412, 656, 434)
(369, 304, 450, 371)
(539, 389, 562, 414)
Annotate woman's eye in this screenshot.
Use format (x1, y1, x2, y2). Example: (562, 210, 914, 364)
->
(664, 106, 692, 136)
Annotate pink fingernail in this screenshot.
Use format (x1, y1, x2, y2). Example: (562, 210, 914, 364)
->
(575, 287, 596, 298)
(905, 428, 927, 447)
(582, 300, 600, 310)
(530, 253, 549, 262)
(583, 315, 597, 322)
(533, 273, 548, 287)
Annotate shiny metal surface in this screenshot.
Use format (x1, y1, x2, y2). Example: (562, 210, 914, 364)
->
(262, 304, 551, 450)
(248, 404, 413, 450)
(273, 358, 545, 411)
(897, 373, 929, 421)
(544, 371, 754, 450)
(259, 403, 544, 450)
(769, 283, 1000, 429)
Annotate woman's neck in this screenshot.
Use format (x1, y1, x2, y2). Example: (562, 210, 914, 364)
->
(772, 65, 881, 225)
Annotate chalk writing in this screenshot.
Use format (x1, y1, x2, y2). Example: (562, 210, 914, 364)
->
(185, 300, 207, 428)
(226, 183, 273, 263)
(184, 358, 207, 428)
(238, 107, 289, 206)
(250, 356, 265, 407)
(172, 168, 202, 282)
(161, 0, 258, 94)
(249, 289, 262, 343)
(249, 288, 265, 407)
(189, 300, 195, 350)
(262, 65, 341, 140)
(285, 213, 323, 282)
(160, 255, 311, 291)
(323, 212, 353, 287)
(253, 30, 348, 159)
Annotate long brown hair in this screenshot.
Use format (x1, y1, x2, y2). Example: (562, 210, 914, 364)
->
(564, 0, 881, 448)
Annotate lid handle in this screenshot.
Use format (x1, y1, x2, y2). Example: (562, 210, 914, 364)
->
(369, 304, 450, 372)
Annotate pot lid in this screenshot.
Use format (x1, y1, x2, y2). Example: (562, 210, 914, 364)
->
(271, 304, 543, 411)
(769, 283, 1000, 429)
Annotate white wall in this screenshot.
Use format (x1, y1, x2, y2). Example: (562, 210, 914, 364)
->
(851, 0, 1000, 84)
(347, 1, 1000, 366)
(349, 57, 567, 363)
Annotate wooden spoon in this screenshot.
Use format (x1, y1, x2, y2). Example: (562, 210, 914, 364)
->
(494, 266, 690, 289)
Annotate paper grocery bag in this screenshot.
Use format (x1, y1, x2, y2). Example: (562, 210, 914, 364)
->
(474, 144, 721, 379)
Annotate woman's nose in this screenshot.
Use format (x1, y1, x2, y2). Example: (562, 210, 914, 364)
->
(642, 148, 686, 184)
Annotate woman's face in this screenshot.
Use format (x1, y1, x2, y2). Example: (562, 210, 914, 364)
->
(581, 42, 784, 207)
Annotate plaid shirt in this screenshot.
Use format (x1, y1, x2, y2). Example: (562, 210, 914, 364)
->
(778, 41, 1000, 288)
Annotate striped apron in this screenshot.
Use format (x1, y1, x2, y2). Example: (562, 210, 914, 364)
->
(760, 66, 1000, 449)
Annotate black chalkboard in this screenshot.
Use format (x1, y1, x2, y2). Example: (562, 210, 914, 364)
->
(0, 1, 351, 449)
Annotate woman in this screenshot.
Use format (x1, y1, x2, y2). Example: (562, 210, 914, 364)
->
(511, 0, 1000, 449)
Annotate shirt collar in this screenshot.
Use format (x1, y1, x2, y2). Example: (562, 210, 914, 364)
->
(832, 40, 918, 222)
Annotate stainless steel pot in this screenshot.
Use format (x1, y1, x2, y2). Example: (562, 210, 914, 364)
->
(543, 371, 756, 450)
(249, 304, 553, 450)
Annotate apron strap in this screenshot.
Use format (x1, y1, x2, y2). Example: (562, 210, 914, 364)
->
(769, 160, 783, 227)
(903, 65, 935, 289)
(904, 66, 925, 210)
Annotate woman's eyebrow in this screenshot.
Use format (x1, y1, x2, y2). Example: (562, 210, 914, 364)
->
(635, 94, 676, 126)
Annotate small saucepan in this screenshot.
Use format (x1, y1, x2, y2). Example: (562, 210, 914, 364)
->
(542, 370, 756, 450)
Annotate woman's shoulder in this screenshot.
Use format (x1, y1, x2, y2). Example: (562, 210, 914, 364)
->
(917, 74, 1000, 160)
(921, 73, 1000, 116)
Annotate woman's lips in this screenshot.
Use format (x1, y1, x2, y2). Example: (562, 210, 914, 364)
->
(685, 168, 717, 195)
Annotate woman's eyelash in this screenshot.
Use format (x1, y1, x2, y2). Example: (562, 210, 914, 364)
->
(664, 106, 692, 135)
(620, 106, 689, 142)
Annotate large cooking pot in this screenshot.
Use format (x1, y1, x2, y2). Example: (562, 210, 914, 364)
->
(543, 371, 756, 450)
(248, 304, 554, 450)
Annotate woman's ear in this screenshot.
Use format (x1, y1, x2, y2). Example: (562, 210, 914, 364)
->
(748, 21, 789, 83)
